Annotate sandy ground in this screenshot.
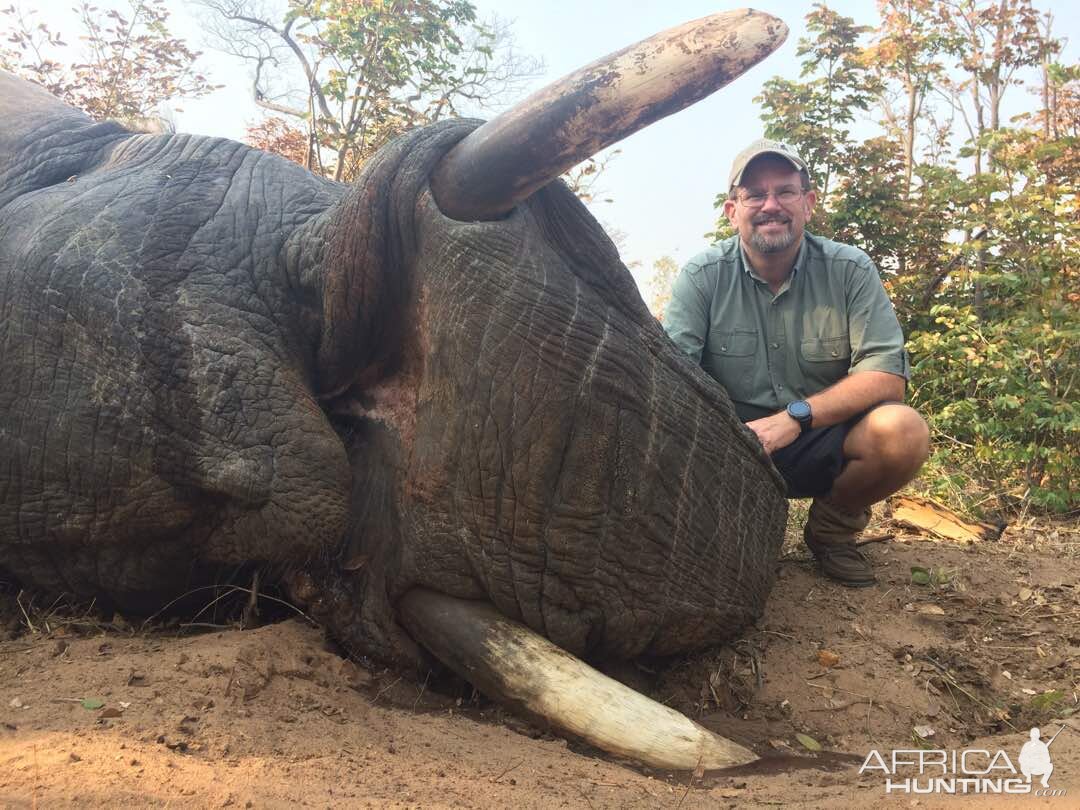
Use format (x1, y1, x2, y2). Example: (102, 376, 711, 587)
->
(2, 515, 1078, 809)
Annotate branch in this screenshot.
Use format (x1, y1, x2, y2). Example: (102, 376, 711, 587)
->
(202, 1, 339, 134)
(252, 55, 305, 117)
(921, 226, 987, 307)
(276, 15, 338, 133)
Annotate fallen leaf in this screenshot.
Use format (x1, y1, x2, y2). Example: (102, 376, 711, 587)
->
(1018, 587, 1033, 602)
(911, 566, 932, 586)
(119, 701, 131, 710)
(8, 697, 23, 709)
(100, 707, 123, 718)
(916, 604, 946, 616)
(817, 650, 841, 668)
(81, 698, 105, 710)
(914, 725, 935, 738)
(1021, 688, 1037, 695)
(796, 733, 822, 752)
(769, 739, 792, 750)
(1002, 670, 1013, 680)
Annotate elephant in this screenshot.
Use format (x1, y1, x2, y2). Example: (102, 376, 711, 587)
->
(0, 10, 789, 770)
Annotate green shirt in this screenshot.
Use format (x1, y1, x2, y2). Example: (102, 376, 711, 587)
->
(663, 233, 908, 422)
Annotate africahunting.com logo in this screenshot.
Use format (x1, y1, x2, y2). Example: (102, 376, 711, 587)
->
(859, 725, 1068, 796)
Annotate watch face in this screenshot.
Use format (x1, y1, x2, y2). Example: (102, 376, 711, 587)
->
(788, 400, 811, 421)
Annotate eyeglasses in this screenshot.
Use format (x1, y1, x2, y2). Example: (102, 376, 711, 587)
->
(736, 187, 807, 208)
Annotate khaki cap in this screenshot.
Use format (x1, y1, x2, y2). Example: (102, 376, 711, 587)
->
(728, 138, 809, 189)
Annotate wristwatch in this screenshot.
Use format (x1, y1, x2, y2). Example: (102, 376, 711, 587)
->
(786, 400, 813, 433)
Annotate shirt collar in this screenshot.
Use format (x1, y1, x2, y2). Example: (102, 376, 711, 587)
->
(739, 235, 809, 285)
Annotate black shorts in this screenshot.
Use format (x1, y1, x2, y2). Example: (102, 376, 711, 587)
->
(769, 415, 861, 499)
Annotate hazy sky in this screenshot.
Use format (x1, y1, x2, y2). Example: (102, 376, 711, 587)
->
(25, 1, 1079, 292)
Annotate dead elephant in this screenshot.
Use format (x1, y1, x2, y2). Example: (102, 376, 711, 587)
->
(0, 10, 789, 770)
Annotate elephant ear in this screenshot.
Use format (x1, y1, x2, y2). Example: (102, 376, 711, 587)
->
(0, 72, 127, 208)
(306, 119, 478, 399)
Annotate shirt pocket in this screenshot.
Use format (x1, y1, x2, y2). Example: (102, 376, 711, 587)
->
(799, 333, 851, 389)
(703, 329, 759, 400)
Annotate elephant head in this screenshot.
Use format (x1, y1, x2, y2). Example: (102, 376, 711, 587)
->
(0, 10, 788, 770)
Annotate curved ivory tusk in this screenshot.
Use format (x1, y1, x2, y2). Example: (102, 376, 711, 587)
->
(430, 8, 788, 221)
(399, 588, 757, 771)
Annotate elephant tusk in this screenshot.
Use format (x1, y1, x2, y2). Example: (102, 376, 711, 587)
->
(398, 588, 757, 771)
(429, 8, 788, 222)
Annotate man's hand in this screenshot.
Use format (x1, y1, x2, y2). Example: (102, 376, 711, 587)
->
(746, 411, 801, 455)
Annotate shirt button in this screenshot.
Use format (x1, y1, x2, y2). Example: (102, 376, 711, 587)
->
(778, 384, 784, 390)
(770, 342, 779, 349)
(831, 349, 839, 357)
(720, 346, 728, 352)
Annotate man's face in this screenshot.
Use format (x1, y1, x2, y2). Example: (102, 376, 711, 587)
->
(723, 156, 816, 255)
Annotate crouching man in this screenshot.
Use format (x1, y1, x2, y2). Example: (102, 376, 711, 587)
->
(664, 138, 930, 586)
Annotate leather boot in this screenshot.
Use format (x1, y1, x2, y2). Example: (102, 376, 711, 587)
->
(803, 498, 875, 587)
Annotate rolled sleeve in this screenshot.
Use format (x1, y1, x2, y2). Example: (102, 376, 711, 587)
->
(663, 260, 712, 366)
(845, 258, 909, 380)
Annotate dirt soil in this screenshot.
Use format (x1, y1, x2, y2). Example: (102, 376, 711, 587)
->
(2, 514, 1078, 809)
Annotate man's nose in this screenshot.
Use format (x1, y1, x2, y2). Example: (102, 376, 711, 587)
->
(759, 192, 784, 212)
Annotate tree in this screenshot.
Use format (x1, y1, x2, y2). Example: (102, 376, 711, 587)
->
(1, 1, 215, 122)
(756, 4, 877, 201)
(864, 0, 948, 197)
(646, 256, 680, 321)
(562, 149, 621, 207)
(245, 116, 310, 165)
(936, 0, 1048, 173)
(202, 0, 541, 181)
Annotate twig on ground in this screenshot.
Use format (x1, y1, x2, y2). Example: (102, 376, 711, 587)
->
(412, 669, 431, 713)
(242, 569, 261, 628)
(921, 655, 1017, 731)
(808, 700, 875, 712)
(805, 681, 913, 711)
(15, 590, 36, 634)
(491, 758, 524, 784)
(755, 629, 797, 641)
(675, 772, 697, 810)
(574, 785, 597, 810)
(857, 533, 895, 546)
(371, 675, 402, 705)
(139, 583, 315, 632)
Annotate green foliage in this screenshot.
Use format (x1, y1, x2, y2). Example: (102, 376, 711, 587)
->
(646, 255, 680, 321)
(1, 1, 216, 121)
(205, 0, 539, 181)
(725, 2, 1079, 515)
(756, 4, 877, 200)
(908, 300, 1078, 513)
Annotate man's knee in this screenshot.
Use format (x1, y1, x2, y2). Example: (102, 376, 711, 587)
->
(855, 404, 930, 468)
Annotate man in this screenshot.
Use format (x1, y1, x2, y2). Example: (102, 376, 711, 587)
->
(663, 138, 930, 587)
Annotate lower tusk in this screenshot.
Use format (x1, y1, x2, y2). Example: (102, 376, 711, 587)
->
(398, 588, 757, 771)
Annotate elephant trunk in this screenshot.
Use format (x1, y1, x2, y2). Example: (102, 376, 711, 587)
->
(398, 587, 757, 771)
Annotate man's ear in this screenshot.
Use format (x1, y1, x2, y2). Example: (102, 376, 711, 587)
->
(803, 189, 817, 217)
(723, 198, 738, 227)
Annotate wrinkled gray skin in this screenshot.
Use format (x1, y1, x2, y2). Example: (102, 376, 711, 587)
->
(0, 72, 787, 670)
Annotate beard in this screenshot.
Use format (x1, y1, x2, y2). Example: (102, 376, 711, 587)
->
(748, 214, 798, 254)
